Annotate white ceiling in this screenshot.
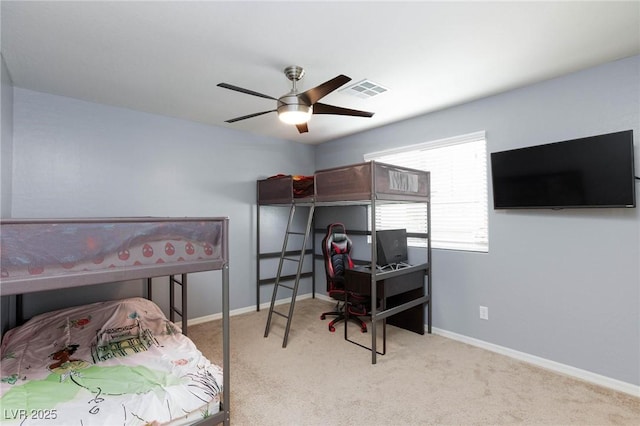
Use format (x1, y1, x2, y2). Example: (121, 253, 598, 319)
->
(2, 1, 639, 145)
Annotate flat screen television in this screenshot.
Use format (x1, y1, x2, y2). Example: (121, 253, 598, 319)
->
(376, 229, 408, 267)
(491, 130, 636, 209)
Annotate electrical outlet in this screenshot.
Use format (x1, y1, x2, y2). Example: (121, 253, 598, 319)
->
(479, 306, 489, 320)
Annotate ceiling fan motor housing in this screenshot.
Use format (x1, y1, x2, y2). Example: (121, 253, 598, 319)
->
(277, 93, 312, 124)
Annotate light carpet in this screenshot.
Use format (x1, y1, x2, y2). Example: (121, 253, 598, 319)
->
(188, 298, 640, 425)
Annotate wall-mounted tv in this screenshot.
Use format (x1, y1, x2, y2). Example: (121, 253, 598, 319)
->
(491, 130, 636, 209)
(376, 229, 409, 267)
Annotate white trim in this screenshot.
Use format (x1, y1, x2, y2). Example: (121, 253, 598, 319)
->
(432, 326, 640, 398)
(187, 305, 252, 326)
(364, 130, 486, 159)
(312, 293, 333, 303)
(187, 293, 325, 326)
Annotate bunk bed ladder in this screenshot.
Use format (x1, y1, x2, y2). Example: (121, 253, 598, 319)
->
(169, 273, 188, 336)
(264, 203, 315, 348)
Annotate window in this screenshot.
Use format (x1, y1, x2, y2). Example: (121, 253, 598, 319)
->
(365, 131, 488, 252)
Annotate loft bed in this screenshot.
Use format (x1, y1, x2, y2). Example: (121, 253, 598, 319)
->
(257, 161, 431, 364)
(0, 217, 230, 425)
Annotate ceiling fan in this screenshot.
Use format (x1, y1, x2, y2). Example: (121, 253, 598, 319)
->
(217, 66, 374, 134)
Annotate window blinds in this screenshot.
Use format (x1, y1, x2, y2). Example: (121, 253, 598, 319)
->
(365, 131, 488, 252)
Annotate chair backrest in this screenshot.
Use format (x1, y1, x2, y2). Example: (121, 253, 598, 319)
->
(322, 223, 354, 292)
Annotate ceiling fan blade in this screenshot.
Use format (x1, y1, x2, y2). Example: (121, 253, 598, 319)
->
(225, 110, 276, 123)
(217, 83, 277, 100)
(299, 75, 352, 105)
(312, 103, 374, 117)
(296, 123, 309, 134)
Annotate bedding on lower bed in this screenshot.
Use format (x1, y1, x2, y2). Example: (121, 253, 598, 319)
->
(0, 297, 223, 425)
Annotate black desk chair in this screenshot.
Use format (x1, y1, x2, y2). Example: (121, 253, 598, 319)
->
(320, 223, 368, 333)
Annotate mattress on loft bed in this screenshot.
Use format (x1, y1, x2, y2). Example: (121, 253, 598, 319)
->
(0, 297, 223, 425)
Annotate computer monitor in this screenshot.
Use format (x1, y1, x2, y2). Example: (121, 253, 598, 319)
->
(376, 229, 408, 267)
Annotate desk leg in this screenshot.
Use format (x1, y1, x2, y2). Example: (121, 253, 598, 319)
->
(382, 297, 386, 356)
(343, 284, 386, 362)
(371, 290, 376, 364)
(344, 292, 348, 340)
(372, 296, 387, 357)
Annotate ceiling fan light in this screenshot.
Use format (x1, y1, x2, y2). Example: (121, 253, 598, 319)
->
(278, 103, 312, 125)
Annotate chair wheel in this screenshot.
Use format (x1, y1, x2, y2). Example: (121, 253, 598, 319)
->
(361, 325, 367, 333)
(329, 325, 336, 332)
(320, 314, 326, 320)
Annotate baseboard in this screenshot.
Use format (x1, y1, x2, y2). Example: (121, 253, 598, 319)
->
(312, 293, 333, 303)
(187, 293, 326, 326)
(431, 327, 640, 398)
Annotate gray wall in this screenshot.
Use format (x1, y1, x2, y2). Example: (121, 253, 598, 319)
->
(1, 54, 15, 333)
(1, 54, 13, 217)
(10, 88, 315, 319)
(315, 55, 640, 386)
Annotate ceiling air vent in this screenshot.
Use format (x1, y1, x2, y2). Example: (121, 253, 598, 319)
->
(340, 79, 388, 99)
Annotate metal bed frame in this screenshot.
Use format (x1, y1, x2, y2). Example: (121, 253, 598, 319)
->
(0, 217, 231, 425)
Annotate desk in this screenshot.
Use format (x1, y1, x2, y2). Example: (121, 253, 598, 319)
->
(344, 263, 430, 360)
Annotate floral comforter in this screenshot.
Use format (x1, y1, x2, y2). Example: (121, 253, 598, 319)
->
(0, 297, 222, 425)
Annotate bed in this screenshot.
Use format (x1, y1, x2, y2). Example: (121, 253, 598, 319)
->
(0, 217, 230, 425)
(257, 161, 432, 363)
